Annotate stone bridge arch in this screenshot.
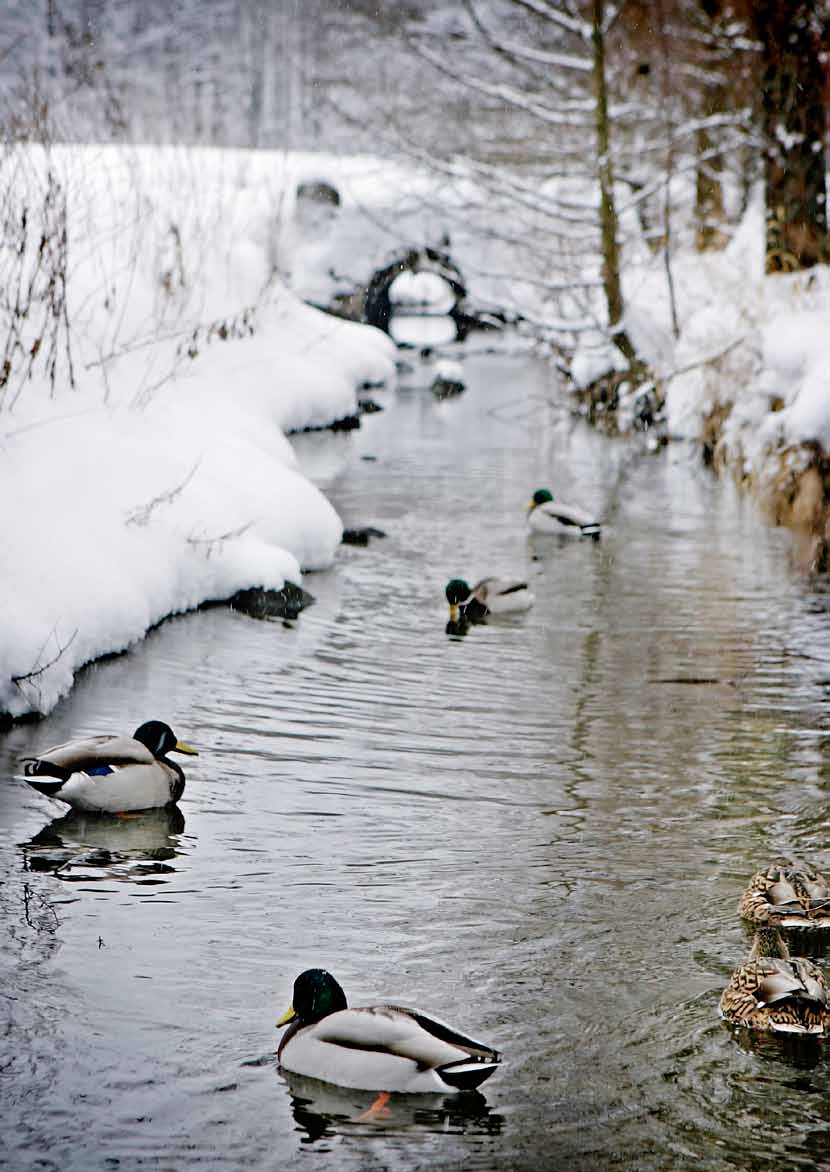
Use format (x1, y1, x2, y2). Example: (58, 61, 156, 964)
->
(363, 246, 466, 333)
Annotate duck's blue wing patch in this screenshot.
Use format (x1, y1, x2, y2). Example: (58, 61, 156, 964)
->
(86, 765, 114, 777)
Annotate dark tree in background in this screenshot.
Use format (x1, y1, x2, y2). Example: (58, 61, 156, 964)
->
(592, 0, 638, 363)
(750, 0, 829, 272)
(690, 0, 732, 251)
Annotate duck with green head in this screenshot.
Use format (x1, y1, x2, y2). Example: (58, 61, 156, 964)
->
(445, 577, 534, 623)
(277, 968, 502, 1093)
(527, 488, 601, 539)
(20, 720, 199, 813)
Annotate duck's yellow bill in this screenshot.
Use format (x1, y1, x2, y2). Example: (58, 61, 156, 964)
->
(277, 1004, 297, 1028)
(525, 499, 535, 510)
(449, 604, 460, 622)
(175, 740, 199, 756)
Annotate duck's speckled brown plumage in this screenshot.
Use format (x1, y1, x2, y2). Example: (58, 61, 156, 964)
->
(739, 858, 830, 927)
(720, 926, 830, 1034)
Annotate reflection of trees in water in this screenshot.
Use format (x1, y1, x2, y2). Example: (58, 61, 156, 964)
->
(21, 807, 187, 884)
(282, 1070, 504, 1145)
(0, 874, 61, 951)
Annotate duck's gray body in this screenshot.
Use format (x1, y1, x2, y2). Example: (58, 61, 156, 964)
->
(20, 723, 195, 812)
(469, 577, 534, 615)
(279, 1004, 501, 1093)
(528, 499, 600, 538)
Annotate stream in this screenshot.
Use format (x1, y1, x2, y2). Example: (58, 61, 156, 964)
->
(3, 331, 830, 1171)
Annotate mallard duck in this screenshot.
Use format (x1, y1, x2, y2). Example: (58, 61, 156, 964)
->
(719, 926, 830, 1034)
(527, 488, 600, 539)
(445, 578, 534, 623)
(739, 858, 830, 928)
(276, 968, 501, 1093)
(19, 720, 198, 813)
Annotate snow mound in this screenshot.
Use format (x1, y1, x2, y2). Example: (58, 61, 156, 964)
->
(1, 144, 397, 719)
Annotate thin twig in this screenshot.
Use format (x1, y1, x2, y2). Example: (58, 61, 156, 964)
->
(12, 627, 78, 686)
(186, 520, 254, 558)
(664, 334, 750, 381)
(125, 459, 202, 526)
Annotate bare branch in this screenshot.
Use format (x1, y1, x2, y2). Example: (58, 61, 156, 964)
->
(12, 627, 78, 687)
(411, 41, 596, 128)
(186, 521, 254, 559)
(125, 459, 202, 527)
(664, 335, 750, 382)
(510, 0, 591, 41)
(462, 0, 591, 73)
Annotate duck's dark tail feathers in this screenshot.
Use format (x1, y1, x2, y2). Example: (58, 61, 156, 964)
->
(23, 777, 66, 797)
(437, 1057, 501, 1090)
(20, 759, 71, 797)
(581, 523, 601, 541)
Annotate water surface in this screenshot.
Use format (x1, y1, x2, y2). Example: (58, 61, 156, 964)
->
(3, 340, 830, 1170)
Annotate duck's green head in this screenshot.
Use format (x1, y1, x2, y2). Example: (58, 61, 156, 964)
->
(133, 720, 199, 759)
(529, 488, 554, 510)
(277, 968, 348, 1028)
(445, 578, 471, 622)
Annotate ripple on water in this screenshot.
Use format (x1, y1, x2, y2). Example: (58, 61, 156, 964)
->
(4, 349, 830, 1169)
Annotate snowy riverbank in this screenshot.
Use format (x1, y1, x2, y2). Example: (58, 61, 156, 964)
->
(281, 148, 830, 555)
(0, 144, 396, 721)
(569, 191, 830, 553)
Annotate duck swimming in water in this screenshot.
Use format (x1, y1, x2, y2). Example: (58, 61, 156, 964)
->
(277, 968, 502, 1093)
(719, 926, 830, 1035)
(739, 858, 830, 928)
(20, 720, 198, 813)
(526, 488, 601, 539)
(444, 577, 534, 623)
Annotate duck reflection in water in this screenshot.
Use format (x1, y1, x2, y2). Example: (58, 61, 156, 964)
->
(21, 806, 187, 883)
(723, 1020, 824, 1070)
(282, 1070, 503, 1144)
(446, 617, 473, 638)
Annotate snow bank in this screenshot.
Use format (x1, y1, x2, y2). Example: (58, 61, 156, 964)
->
(0, 144, 396, 719)
(565, 178, 830, 511)
(657, 193, 830, 486)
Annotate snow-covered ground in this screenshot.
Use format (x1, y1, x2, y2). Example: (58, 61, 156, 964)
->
(288, 148, 830, 500)
(568, 184, 830, 520)
(0, 145, 396, 720)
(4, 140, 829, 720)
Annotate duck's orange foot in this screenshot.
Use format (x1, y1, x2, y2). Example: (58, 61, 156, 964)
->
(355, 1091, 392, 1121)
(114, 812, 143, 819)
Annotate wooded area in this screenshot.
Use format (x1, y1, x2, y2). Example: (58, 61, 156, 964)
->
(0, 0, 827, 373)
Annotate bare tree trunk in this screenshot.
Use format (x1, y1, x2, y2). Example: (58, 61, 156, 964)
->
(693, 0, 728, 250)
(694, 124, 727, 251)
(655, 0, 679, 338)
(751, 0, 829, 272)
(591, 0, 638, 364)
